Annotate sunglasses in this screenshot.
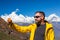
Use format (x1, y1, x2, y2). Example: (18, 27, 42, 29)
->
(34, 16, 41, 18)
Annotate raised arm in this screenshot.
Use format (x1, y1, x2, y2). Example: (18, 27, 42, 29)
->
(7, 18, 32, 33)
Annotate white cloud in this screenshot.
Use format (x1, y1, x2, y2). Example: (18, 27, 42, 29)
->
(45, 14, 60, 22)
(1, 9, 34, 23)
(1, 9, 60, 24)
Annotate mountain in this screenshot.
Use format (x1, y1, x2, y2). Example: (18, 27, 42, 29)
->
(0, 17, 30, 40)
(52, 22, 60, 40)
(46, 14, 60, 22)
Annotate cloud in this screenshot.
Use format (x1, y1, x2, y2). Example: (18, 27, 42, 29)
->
(46, 14, 60, 22)
(1, 9, 34, 23)
(1, 9, 60, 24)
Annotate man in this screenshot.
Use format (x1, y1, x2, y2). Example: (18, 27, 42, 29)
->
(7, 11, 55, 40)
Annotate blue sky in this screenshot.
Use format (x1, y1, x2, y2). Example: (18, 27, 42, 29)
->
(0, 0, 60, 17)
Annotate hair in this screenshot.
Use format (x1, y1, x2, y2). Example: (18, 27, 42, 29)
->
(35, 11, 45, 18)
(44, 20, 49, 23)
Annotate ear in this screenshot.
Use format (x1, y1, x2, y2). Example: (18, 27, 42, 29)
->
(41, 17, 44, 19)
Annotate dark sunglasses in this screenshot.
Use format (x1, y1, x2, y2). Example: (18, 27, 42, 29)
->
(34, 16, 41, 18)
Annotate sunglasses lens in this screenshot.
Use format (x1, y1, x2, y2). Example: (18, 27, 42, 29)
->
(34, 16, 40, 18)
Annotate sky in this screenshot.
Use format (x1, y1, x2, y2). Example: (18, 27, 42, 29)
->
(0, 0, 60, 23)
(0, 0, 60, 17)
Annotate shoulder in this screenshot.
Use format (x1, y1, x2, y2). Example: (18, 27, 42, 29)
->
(46, 22, 53, 27)
(46, 22, 54, 33)
(46, 22, 53, 30)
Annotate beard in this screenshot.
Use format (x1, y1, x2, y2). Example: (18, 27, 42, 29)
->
(35, 20, 41, 27)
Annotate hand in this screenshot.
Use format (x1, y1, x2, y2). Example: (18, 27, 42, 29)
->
(7, 18, 12, 23)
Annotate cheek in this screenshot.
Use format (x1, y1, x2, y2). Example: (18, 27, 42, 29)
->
(41, 17, 44, 19)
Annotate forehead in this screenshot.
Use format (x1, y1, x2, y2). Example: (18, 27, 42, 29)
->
(35, 13, 42, 16)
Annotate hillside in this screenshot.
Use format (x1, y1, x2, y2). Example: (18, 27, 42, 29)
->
(0, 17, 29, 40)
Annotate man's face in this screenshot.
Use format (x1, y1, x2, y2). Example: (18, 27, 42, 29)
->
(34, 13, 44, 23)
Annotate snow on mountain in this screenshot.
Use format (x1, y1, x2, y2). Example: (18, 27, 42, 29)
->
(1, 10, 34, 23)
(45, 14, 60, 22)
(0, 9, 60, 23)
(1, 13, 60, 23)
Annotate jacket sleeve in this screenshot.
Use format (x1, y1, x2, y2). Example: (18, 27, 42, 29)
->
(9, 23, 32, 33)
(47, 27, 55, 40)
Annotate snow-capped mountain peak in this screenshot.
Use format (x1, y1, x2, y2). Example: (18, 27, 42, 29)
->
(46, 14, 60, 22)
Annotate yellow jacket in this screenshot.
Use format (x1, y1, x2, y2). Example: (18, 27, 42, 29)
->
(9, 22, 55, 40)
